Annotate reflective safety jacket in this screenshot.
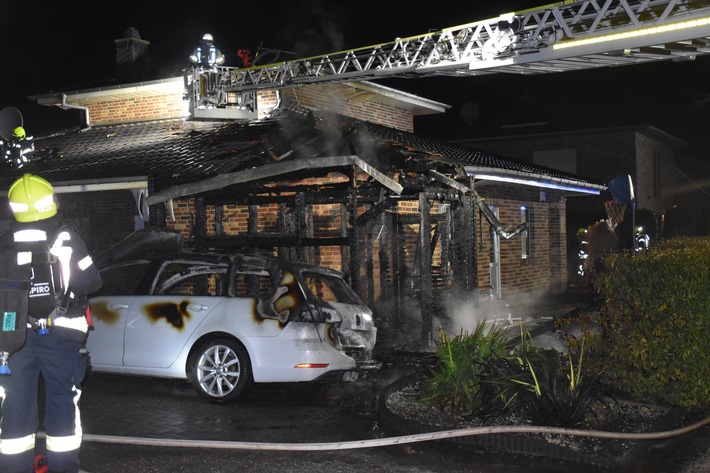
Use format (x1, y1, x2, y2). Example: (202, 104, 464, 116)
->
(9, 220, 102, 333)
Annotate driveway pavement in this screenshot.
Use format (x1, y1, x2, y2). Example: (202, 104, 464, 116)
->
(28, 288, 710, 472)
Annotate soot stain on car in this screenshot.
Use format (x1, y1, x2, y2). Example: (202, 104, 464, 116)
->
(254, 270, 305, 328)
(90, 301, 120, 324)
(145, 300, 191, 328)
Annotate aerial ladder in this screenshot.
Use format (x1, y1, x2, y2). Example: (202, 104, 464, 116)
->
(181, 0, 710, 239)
(185, 0, 710, 120)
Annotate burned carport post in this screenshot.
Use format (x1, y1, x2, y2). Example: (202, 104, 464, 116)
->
(294, 192, 308, 263)
(452, 192, 478, 305)
(193, 197, 207, 250)
(391, 203, 405, 323)
(418, 192, 433, 345)
(428, 171, 479, 308)
(347, 166, 360, 294)
(147, 175, 166, 228)
(356, 190, 392, 309)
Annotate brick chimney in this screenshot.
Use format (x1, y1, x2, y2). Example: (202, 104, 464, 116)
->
(115, 27, 150, 82)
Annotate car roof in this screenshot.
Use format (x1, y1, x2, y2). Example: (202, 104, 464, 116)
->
(102, 250, 345, 278)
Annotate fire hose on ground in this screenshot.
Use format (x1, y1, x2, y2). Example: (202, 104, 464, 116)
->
(39, 414, 710, 451)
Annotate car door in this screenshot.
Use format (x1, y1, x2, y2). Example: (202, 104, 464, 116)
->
(89, 260, 155, 367)
(122, 260, 227, 369)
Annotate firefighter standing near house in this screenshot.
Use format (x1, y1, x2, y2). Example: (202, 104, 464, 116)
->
(0, 174, 102, 473)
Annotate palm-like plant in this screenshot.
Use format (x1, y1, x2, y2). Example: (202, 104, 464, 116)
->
(421, 322, 513, 417)
(516, 335, 605, 428)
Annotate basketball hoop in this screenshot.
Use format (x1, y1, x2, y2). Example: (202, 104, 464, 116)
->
(604, 200, 626, 229)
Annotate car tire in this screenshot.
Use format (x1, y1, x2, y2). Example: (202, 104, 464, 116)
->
(188, 339, 252, 403)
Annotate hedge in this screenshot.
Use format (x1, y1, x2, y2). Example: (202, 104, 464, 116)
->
(592, 237, 710, 408)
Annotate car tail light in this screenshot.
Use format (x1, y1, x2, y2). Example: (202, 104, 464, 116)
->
(294, 363, 329, 369)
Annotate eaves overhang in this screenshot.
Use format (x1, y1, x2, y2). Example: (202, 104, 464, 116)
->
(18, 176, 149, 195)
(30, 77, 185, 104)
(465, 166, 606, 195)
(351, 81, 449, 115)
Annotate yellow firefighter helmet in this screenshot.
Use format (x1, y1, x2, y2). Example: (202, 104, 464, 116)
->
(8, 173, 58, 222)
(11, 126, 26, 140)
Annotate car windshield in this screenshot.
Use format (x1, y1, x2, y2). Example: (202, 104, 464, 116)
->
(301, 271, 362, 305)
(97, 261, 153, 296)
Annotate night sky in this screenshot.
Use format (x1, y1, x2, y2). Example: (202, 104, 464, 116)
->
(3, 0, 710, 161)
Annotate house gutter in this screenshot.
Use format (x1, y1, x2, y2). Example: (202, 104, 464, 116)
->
(50, 177, 148, 194)
(464, 166, 606, 195)
(33, 93, 92, 132)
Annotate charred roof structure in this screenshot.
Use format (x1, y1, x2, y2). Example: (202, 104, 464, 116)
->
(0, 102, 603, 345)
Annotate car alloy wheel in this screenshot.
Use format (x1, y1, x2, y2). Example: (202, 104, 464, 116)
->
(189, 339, 251, 403)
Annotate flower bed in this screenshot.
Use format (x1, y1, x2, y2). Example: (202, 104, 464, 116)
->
(379, 375, 694, 468)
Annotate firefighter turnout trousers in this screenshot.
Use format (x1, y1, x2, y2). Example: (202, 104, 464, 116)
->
(0, 327, 87, 473)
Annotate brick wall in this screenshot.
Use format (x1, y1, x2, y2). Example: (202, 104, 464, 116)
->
(474, 184, 566, 295)
(84, 93, 183, 125)
(457, 128, 681, 215)
(76, 84, 414, 131)
(159, 174, 565, 299)
(635, 133, 675, 212)
(78, 90, 281, 125)
(281, 86, 414, 132)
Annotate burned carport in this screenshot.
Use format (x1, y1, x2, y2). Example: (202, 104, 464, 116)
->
(130, 105, 603, 345)
(0, 99, 604, 346)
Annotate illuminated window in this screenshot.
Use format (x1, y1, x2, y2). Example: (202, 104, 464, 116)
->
(521, 206, 531, 259)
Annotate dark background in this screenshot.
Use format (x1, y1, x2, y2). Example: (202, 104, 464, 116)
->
(2, 0, 710, 162)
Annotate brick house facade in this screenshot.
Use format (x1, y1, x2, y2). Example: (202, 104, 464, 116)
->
(453, 126, 685, 229)
(6, 75, 603, 344)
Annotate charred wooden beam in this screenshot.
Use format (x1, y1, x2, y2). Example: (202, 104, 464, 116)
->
(201, 185, 383, 207)
(339, 204, 349, 279)
(193, 197, 207, 250)
(205, 235, 348, 249)
(146, 155, 402, 206)
(419, 193, 433, 345)
(451, 194, 478, 301)
(148, 174, 166, 228)
(392, 209, 404, 322)
(395, 213, 448, 225)
(214, 205, 224, 236)
(378, 209, 390, 312)
(366, 224, 375, 307)
(295, 192, 307, 262)
(248, 205, 258, 234)
(356, 196, 393, 225)
(347, 168, 360, 293)
(439, 203, 450, 281)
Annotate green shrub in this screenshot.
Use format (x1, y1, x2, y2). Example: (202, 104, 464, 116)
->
(513, 334, 605, 428)
(592, 237, 710, 408)
(421, 322, 513, 418)
(421, 323, 605, 427)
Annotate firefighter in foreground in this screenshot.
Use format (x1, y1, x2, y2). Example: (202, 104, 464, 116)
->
(0, 174, 102, 473)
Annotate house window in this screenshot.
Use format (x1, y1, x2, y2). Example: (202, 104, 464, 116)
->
(521, 205, 531, 259)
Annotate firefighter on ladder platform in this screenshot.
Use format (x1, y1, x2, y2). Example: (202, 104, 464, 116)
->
(0, 174, 102, 473)
(189, 33, 225, 70)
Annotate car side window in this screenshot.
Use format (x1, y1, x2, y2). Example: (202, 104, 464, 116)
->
(301, 271, 361, 304)
(233, 266, 275, 298)
(155, 262, 226, 296)
(98, 262, 153, 296)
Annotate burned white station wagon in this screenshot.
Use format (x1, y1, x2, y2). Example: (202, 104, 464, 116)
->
(87, 239, 378, 403)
